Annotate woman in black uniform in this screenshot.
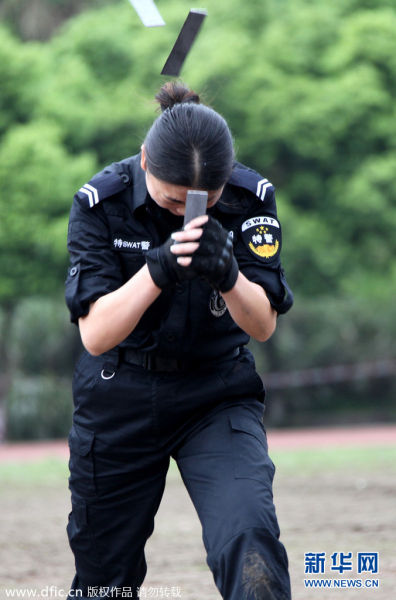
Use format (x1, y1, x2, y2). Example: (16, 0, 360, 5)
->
(65, 82, 293, 600)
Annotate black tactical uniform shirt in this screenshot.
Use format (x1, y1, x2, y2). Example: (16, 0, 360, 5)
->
(65, 153, 293, 360)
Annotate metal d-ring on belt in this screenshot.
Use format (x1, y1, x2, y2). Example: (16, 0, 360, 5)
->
(121, 347, 240, 372)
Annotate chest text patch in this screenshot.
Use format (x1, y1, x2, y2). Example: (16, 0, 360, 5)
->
(113, 238, 151, 252)
(241, 216, 281, 263)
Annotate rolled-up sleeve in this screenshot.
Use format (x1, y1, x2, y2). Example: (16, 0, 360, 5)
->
(65, 197, 123, 324)
(235, 189, 294, 315)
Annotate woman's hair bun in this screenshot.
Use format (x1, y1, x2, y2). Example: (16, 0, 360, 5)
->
(155, 81, 200, 112)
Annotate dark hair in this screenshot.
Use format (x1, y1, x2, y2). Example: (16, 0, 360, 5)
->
(143, 82, 234, 189)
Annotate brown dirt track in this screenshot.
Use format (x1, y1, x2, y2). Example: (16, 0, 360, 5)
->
(0, 425, 395, 600)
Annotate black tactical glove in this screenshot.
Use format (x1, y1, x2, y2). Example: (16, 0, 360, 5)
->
(145, 235, 194, 289)
(190, 216, 239, 292)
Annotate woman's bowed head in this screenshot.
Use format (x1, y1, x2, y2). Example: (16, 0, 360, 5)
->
(143, 80, 235, 191)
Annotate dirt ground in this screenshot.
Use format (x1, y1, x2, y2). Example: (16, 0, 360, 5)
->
(0, 450, 395, 600)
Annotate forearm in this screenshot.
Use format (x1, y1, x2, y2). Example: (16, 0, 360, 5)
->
(222, 272, 277, 342)
(78, 265, 161, 355)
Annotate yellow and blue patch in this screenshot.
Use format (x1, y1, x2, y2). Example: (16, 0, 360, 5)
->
(241, 216, 281, 263)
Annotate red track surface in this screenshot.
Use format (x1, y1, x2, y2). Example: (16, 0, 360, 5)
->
(0, 424, 395, 463)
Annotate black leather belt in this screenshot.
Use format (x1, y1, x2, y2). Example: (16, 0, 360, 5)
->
(122, 347, 240, 372)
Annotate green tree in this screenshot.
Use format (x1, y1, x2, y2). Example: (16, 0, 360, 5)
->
(0, 120, 95, 303)
(0, 25, 43, 133)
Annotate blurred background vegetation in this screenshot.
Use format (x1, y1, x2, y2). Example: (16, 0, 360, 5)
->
(0, 0, 395, 439)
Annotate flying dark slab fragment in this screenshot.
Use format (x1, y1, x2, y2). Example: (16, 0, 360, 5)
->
(161, 9, 207, 76)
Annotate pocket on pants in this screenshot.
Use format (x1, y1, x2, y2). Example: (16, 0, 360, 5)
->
(229, 414, 275, 482)
(68, 423, 97, 497)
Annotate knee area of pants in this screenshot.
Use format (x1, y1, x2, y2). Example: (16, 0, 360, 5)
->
(208, 526, 282, 569)
(242, 549, 290, 600)
(209, 528, 291, 600)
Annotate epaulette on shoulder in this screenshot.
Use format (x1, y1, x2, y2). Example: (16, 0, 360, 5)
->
(76, 170, 129, 209)
(228, 165, 275, 202)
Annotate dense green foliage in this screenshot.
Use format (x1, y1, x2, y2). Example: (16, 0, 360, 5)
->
(1, 0, 395, 436)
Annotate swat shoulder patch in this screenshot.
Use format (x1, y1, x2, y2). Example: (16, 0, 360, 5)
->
(76, 170, 129, 209)
(228, 165, 275, 202)
(241, 215, 281, 263)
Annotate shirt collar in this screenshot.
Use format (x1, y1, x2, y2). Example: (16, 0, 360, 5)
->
(124, 153, 149, 214)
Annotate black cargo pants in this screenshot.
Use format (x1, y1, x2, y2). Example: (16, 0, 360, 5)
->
(66, 348, 291, 600)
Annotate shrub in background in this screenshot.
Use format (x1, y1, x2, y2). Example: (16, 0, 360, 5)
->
(5, 296, 80, 440)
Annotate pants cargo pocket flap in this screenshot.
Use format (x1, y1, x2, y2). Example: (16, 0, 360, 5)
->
(69, 423, 95, 456)
(229, 414, 266, 448)
(229, 414, 271, 481)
